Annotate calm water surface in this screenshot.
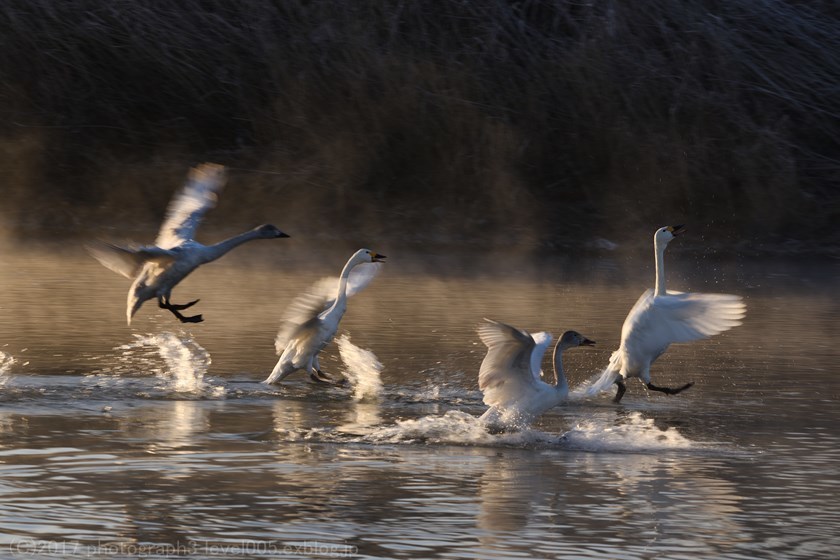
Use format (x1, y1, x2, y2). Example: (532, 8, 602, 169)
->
(0, 246, 838, 559)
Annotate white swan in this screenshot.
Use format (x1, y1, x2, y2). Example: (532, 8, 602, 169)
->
(595, 225, 746, 402)
(88, 163, 289, 324)
(264, 249, 386, 384)
(477, 319, 594, 429)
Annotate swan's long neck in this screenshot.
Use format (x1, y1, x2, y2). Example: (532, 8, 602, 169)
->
(654, 239, 668, 296)
(203, 229, 264, 263)
(551, 343, 570, 395)
(326, 256, 357, 315)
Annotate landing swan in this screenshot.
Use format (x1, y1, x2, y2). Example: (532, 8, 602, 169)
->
(264, 249, 386, 385)
(88, 163, 289, 324)
(595, 225, 746, 402)
(478, 319, 594, 429)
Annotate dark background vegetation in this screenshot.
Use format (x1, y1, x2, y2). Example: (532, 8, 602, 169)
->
(1, 0, 838, 254)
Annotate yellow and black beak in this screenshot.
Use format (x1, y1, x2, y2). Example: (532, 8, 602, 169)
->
(667, 224, 685, 236)
(371, 252, 387, 263)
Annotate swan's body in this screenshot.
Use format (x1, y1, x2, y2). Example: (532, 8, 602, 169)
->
(264, 249, 386, 384)
(478, 319, 594, 429)
(89, 163, 289, 325)
(596, 225, 746, 402)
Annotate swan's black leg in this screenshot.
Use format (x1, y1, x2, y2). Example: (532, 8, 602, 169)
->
(158, 297, 203, 323)
(613, 380, 627, 403)
(309, 369, 347, 386)
(646, 381, 694, 396)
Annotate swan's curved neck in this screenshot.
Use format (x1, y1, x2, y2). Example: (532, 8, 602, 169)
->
(204, 229, 263, 263)
(654, 239, 668, 296)
(328, 256, 358, 314)
(551, 343, 570, 395)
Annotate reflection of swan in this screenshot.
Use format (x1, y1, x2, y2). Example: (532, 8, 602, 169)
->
(89, 163, 289, 324)
(264, 249, 386, 385)
(477, 319, 594, 428)
(119, 400, 210, 451)
(595, 225, 746, 402)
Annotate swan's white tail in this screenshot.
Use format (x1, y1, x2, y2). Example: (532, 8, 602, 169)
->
(572, 351, 622, 398)
(584, 367, 621, 396)
(264, 358, 294, 384)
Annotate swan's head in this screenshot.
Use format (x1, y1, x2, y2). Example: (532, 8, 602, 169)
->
(254, 224, 290, 238)
(558, 330, 596, 349)
(654, 224, 685, 247)
(353, 249, 387, 264)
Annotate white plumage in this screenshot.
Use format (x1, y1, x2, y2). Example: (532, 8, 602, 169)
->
(264, 249, 386, 385)
(88, 163, 289, 325)
(594, 225, 746, 402)
(477, 319, 594, 429)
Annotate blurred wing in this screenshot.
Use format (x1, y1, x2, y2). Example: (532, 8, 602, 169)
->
(344, 262, 383, 298)
(477, 319, 542, 408)
(623, 289, 746, 356)
(155, 163, 227, 249)
(274, 292, 329, 354)
(87, 242, 174, 279)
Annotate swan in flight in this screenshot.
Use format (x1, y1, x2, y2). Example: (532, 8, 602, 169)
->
(264, 249, 386, 385)
(88, 163, 289, 324)
(477, 318, 595, 429)
(595, 225, 746, 402)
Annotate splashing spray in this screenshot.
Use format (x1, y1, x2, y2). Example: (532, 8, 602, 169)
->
(336, 334, 383, 401)
(117, 332, 211, 392)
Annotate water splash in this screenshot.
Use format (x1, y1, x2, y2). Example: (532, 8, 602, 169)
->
(365, 410, 696, 451)
(563, 412, 694, 452)
(336, 334, 383, 401)
(0, 351, 15, 385)
(116, 332, 211, 393)
(366, 411, 560, 447)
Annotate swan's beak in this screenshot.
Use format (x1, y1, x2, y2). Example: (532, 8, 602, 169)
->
(276, 231, 291, 238)
(371, 253, 387, 263)
(667, 224, 685, 236)
(580, 337, 596, 346)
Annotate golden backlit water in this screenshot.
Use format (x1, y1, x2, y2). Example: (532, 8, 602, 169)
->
(0, 244, 838, 558)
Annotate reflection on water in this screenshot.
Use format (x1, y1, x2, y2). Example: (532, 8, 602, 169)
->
(0, 250, 837, 558)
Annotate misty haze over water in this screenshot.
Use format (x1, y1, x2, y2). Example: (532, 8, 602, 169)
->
(1, 1, 838, 255)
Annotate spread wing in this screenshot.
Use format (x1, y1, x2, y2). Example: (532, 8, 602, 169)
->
(622, 289, 746, 358)
(308, 263, 384, 306)
(274, 291, 329, 354)
(87, 242, 175, 279)
(477, 319, 551, 409)
(155, 163, 227, 249)
(274, 263, 383, 354)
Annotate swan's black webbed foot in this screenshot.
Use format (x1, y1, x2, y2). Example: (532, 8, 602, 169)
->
(613, 380, 627, 403)
(159, 297, 204, 323)
(646, 381, 694, 396)
(309, 369, 347, 386)
(177, 313, 204, 323)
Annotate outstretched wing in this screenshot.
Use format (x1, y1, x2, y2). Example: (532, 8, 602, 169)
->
(307, 263, 384, 306)
(477, 319, 550, 409)
(87, 242, 175, 279)
(274, 264, 384, 354)
(622, 289, 746, 359)
(155, 163, 227, 249)
(274, 291, 329, 354)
